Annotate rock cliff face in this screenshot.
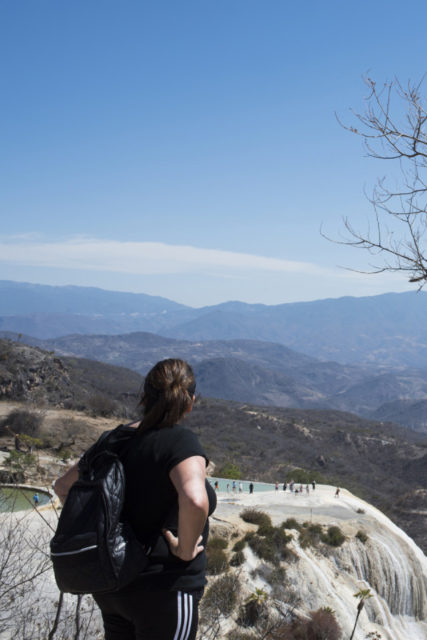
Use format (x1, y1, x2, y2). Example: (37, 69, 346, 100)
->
(211, 485, 427, 640)
(0, 339, 143, 415)
(0, 340, 72, 404)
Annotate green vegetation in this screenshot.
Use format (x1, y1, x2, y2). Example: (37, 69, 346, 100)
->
(55, 447, 72, 462)
(286, 469, 317, 484)
(281, 517, 301, 531)
(299, 523, 323, 549)
(321, 526, 346, 547)
(217, 461, 242, 479)
(245, 525, 293, 563)
(237, 588, 268, 628)
(238, 509, 296, 563)
(244, 532, 276, 563)
(299, 523, 346, 549)
(232, 538, 246, 552)
(208, 536, 228, 550)
(350, 589, 374, 640)
(229, 550, 245, 567)
(240, 509, 272, 528)
(5, 450, 37, 474)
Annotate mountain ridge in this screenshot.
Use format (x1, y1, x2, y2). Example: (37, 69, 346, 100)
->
(2, 280, 427, 367)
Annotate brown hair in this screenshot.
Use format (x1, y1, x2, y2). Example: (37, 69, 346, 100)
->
(137, 358, 196, 432)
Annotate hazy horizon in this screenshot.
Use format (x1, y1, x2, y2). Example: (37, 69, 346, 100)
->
(1, 277, 422, 311)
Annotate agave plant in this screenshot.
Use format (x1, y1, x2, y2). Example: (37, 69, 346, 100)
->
(349, 588, 373, 640)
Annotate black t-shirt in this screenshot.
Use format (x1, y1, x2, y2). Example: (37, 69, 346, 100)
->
(120, 423, 216, 592)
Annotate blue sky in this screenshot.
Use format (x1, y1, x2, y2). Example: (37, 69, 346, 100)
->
(1, 0, 426, 307)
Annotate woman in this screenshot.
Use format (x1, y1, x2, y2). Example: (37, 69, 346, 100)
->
(54, 358, 216, 640)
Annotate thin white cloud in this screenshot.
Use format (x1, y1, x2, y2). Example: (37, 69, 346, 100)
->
(0, 236, 341, 278)
(0, 237, 408, 293)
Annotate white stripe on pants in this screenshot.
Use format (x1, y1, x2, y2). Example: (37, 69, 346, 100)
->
(173, 591, 194, 640)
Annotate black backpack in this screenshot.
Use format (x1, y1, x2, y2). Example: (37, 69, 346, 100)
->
(50, 424, 150, 594)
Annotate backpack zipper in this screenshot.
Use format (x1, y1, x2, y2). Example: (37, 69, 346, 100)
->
(51, 545, 98, 557)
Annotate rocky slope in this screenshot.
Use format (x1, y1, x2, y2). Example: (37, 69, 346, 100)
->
(4, 332, 427, 433)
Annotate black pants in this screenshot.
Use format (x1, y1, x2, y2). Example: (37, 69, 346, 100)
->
(94, 588, 201, 640)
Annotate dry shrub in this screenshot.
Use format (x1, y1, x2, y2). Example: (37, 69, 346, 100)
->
(1, 409, 43, 437)
(230, 550, 245, 566)
(321, 526, 346, 547)
(201, 573, 240, 618)
(206, 547, 229, 575)
(86, 393, 118, 417)
(267, 608, 341, 640)
(208, 536, 228, 550)
(240, 509, 272, 528)
(304, 608, 341, 639)
(281, 518, 301, 531)
(355, 530, 368, 544)
(233, 538, 246, 552)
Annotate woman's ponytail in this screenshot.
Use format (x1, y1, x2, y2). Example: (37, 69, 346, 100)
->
(137, 359, 196, 432)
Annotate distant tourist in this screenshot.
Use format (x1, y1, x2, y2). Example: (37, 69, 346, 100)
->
(275, 482, 279, 491)
(232, 480, 236, 493)
(249, 482, 254, 494)
(238, 482, 243, 493)
(335, 487, 340, 498)
(283, 482, 287, 491)
(312, 480, 316, 490)
(214, 480, 219, 491)
(226, 483, 230, 492)
(306, 484, 310, 494)
(33, 492, 40, 506)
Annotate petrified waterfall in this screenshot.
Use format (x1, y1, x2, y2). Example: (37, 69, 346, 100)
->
(335, 532, 427, 621)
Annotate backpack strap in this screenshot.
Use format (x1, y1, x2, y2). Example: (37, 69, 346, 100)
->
(79, 423, 139, 477)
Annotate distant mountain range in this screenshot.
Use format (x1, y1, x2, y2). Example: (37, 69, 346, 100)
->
(3, 329, 427, 433)
(1, 280, 427, 368)
(2, 280, 427, 432)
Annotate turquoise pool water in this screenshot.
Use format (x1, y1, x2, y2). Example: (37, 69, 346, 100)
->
(0, 487, 51, 512)
(208, 477, 278, 493)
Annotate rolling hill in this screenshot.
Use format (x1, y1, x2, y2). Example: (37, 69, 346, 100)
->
(2, 280, 427, 367)
(4, 331, 427, 432)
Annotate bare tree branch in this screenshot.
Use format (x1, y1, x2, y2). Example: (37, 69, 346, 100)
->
(330, 75, 427, 285)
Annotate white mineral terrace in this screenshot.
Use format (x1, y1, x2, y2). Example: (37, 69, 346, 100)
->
(211, 484, 427, 640)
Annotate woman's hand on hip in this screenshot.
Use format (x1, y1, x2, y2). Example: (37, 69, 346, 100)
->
(163, 529, 204, 561)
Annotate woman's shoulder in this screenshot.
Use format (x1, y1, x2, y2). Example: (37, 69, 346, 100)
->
(155, 424, 200, 445)
(155, 425, 206, 463)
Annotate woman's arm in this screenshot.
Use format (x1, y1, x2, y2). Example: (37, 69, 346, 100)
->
(54, 463, 79, 505)
(163, 455, 209, 561)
